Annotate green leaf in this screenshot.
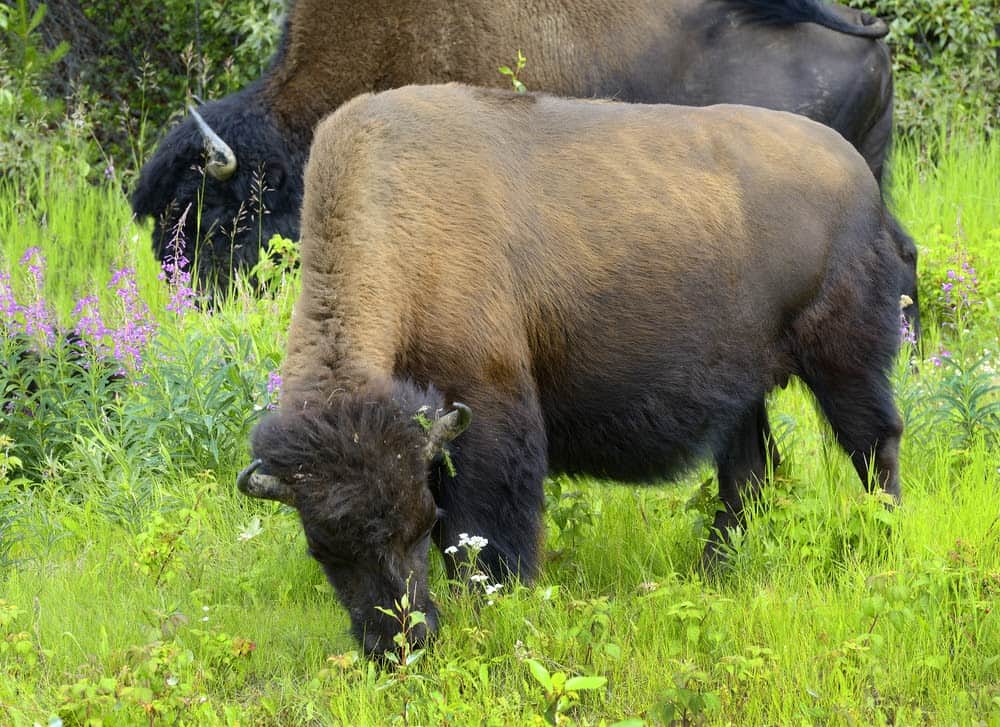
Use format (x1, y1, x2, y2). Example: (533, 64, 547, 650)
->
(526, 658, 553, 692)
(565, 675, 607, 692)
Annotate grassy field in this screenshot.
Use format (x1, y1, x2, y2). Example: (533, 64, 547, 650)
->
(1, 129, 998, 726)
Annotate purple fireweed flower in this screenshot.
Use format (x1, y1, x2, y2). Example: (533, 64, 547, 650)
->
(15, 248, 55, 347)
(19, 247, 45, 288)
(939, 249, 982, 323)
(899, 313, 917, 346)
(266, 370, 282, 409)
(930, 347, 952, 367)
(157, 204, 198, 315)
(0, 270, 23, 332)
(72, 296, 111, 357)
(107, 267, 157, 372)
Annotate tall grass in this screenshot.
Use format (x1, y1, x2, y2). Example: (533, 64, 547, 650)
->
(0, 132, 998, 725)
(0, 167, 166, 317)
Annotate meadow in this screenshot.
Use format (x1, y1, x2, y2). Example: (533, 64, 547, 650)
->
(0, 125, 998, 725)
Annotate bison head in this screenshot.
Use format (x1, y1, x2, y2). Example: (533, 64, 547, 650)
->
(238, 383, 471, 658)
(131, 90, 305, 295)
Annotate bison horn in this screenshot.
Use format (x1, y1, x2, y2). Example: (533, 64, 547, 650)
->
(422, 403, 472, 462)
(236, 458, 295, 505)
(188, 105, 237, 181)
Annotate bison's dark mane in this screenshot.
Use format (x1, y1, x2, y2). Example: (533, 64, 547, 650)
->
(251, 380, 443, 539)
(720, 0, 888, 38)
(253, 380, 441, 480)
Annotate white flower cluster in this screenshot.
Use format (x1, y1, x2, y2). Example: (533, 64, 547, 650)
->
(444, 532, 489, 556)
(458, 532, 489, 550)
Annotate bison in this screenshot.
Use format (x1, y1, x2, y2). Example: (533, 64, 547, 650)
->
(131, 0, 914, 306)
(237, 84, 905, 657)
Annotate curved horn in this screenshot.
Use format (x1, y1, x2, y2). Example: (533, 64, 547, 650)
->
(188, 105, 237, 181)
(422, 403, 472, 462)
(236, 458, 295, 505)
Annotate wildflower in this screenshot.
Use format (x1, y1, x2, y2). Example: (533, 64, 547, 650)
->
(266, 371, 282, 409)
(16, 248, 55, 347)
(0, 270, 22, 331)
(469, 573, 488, 583)
(899, 314, 916, 346)
(444, 545, 458, 555)
(104, 160, 115, 180)
(72, 296, 110, 356)
(514, 639, 529, 659)
(107, 267, 157, 372)
(458, 533, 489, 550)
(930, 347, 952, 367)
(158, 205, 197, 316)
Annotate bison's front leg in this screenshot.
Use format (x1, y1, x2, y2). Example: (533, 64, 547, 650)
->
(431, 386, 548, 585)
(703, 399, 777, 570)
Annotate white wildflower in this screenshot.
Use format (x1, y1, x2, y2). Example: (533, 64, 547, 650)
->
(444, 545, 458, 555)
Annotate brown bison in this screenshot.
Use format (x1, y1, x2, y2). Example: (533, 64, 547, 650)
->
(132, 0, 911, 301)
(237, 84, 905, 657)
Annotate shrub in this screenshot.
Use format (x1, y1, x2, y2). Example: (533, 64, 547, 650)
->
(849, 0, 1000, 139)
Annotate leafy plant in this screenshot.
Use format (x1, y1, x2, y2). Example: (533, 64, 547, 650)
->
(523, 657, 607, 725)
(848, 0, 1000, 139)
(654, 660, 721, 726)
(499, 49, 528, 94)
(928, 354, 1000, 450)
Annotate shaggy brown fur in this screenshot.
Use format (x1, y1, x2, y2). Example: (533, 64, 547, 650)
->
(243, 84, 904, 656)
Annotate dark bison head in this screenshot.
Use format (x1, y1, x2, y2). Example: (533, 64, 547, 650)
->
(131, 88, 304, 294)
(237, 384, 471, 658)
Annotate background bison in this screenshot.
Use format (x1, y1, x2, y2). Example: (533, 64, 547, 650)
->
(131, 0, 902, 294)
(238, 84, 905, 657)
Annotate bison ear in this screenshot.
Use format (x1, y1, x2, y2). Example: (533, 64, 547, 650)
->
(422, 403, 472, 462)
(236, 458, 295, 505)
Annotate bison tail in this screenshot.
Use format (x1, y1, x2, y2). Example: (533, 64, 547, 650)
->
(724, 0, 890, 39)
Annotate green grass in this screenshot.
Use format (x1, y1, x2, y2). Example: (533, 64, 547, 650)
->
(1, 130, 998, 726)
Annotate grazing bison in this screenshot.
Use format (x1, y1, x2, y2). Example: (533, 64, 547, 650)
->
(237, 84, 905, 657)
(132, 0, 911, 299)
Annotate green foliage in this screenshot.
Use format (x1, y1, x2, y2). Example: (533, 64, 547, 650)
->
(523, 657, 608, 725)
(653, 660, 721, 726)
(927, 355, 1000, 449)
(0, 1, 68, 120)
(0, 1, 76, 178)
(499, 49, 528, 94)
(546, 474, 601, 556)
(849, 0, 1000, 138)
(74, 0, 283, 163)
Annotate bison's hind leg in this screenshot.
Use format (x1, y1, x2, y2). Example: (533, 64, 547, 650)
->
(702, 399, 778, 570)
(794, 234, 904, 501)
